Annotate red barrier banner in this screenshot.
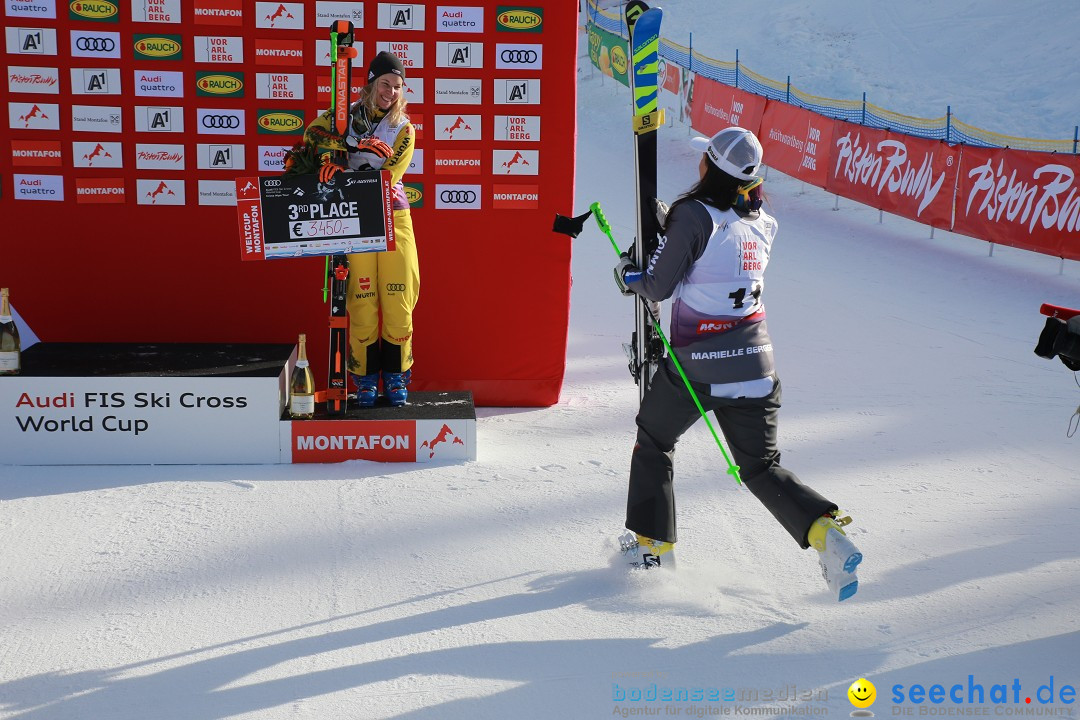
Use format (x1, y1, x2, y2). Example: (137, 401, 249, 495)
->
(825, 121, 958, 228)
(758, 101, 833, 187)
(687, 75, 766, 138)
(954, 146, 1080, 260)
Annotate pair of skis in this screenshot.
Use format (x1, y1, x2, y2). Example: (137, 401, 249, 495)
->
(612, 3, 743, 483)
(553, 1, 663, 398)
(625, 1, 664, 401)
(324, 20, 356, 415)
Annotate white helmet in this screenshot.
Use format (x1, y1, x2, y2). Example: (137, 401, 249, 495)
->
(690, 126, 763, 181)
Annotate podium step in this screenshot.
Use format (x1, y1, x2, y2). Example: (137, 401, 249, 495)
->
(2, 343, 475, 465)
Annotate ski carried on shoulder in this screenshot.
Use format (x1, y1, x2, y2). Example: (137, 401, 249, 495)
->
(625, 1, 665, 401)
(325, 20, 357, 416)
(1041, 303, 1080, 320)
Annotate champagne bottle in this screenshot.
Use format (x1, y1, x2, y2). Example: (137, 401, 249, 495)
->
(0, 288, 20, 376)
(288, 333, 315, 419)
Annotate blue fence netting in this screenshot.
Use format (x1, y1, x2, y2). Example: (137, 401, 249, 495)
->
(584, 0, 1078, 154)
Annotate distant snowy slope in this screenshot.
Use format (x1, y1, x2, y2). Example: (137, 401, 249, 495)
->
(656, 0, 1079, 140)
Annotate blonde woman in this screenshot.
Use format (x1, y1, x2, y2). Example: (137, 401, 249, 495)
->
(304, 51, 418, 406)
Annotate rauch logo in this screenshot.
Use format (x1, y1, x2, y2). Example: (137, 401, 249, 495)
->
(497, 7, 543, 32)
(70, 1, 119, 21)
(197, 73, 244, 96)
(257, 111, 303, 134)
(135, 36, 182, 59)
(404, 184, 423, 207)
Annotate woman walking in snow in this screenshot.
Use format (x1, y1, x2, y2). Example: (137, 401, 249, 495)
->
(614, 126, 863, 601)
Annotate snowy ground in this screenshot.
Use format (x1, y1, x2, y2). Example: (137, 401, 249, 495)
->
(2, 4, 1080, 719)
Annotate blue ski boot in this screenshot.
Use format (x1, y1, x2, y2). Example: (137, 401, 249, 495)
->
(352, 373, 379, 408)
(383, 369, 411, 407)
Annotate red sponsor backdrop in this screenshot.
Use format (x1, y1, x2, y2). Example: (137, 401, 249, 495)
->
(954, 146, 1080, 260)
(2, 1, 576, 407)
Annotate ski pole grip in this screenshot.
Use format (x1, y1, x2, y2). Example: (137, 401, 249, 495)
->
(589, 201, 610, 234)
(589, 201, 621, 256)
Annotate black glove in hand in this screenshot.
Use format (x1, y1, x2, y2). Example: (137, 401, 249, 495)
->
(614, 253, 639, 296)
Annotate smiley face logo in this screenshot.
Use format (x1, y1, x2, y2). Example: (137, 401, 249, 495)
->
(848, 678, 877, 709)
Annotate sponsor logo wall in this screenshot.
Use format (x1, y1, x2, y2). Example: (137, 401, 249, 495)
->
(3, 1, 578, 408)
(2, 2, 554, 208)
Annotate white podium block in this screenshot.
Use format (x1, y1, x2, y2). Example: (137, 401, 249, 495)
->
(1, 343, 476, 466)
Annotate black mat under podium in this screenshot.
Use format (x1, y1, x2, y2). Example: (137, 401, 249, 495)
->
(308, 391, 476, 421)
(17, 342, 476, 421)
(18, 342, 294, 378)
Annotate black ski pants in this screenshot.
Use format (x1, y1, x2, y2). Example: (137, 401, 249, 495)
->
(625, 362, 836, 548)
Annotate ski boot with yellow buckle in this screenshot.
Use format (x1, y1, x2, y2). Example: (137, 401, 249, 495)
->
(808, 512, 862, 601)
(619, 531, 676, 569)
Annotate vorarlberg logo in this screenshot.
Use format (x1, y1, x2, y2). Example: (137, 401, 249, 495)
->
(890, 675, 1077, 715)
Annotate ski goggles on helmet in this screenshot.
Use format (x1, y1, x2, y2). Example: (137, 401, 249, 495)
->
(736, 176, 764, 212)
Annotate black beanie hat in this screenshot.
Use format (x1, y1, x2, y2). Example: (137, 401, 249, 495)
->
(367, 51, 406, 84)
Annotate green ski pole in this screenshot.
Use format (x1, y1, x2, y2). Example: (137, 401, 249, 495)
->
(590, 200, 743, 486)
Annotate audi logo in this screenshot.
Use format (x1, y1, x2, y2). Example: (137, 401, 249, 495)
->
(201, 114, 241, 128)
(440, 190, 477, 203)
(264, 179, 282, 187)
(500, 49, 538, 63)
(76, 37, 116, 52)
(386, 283, 406, 292)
